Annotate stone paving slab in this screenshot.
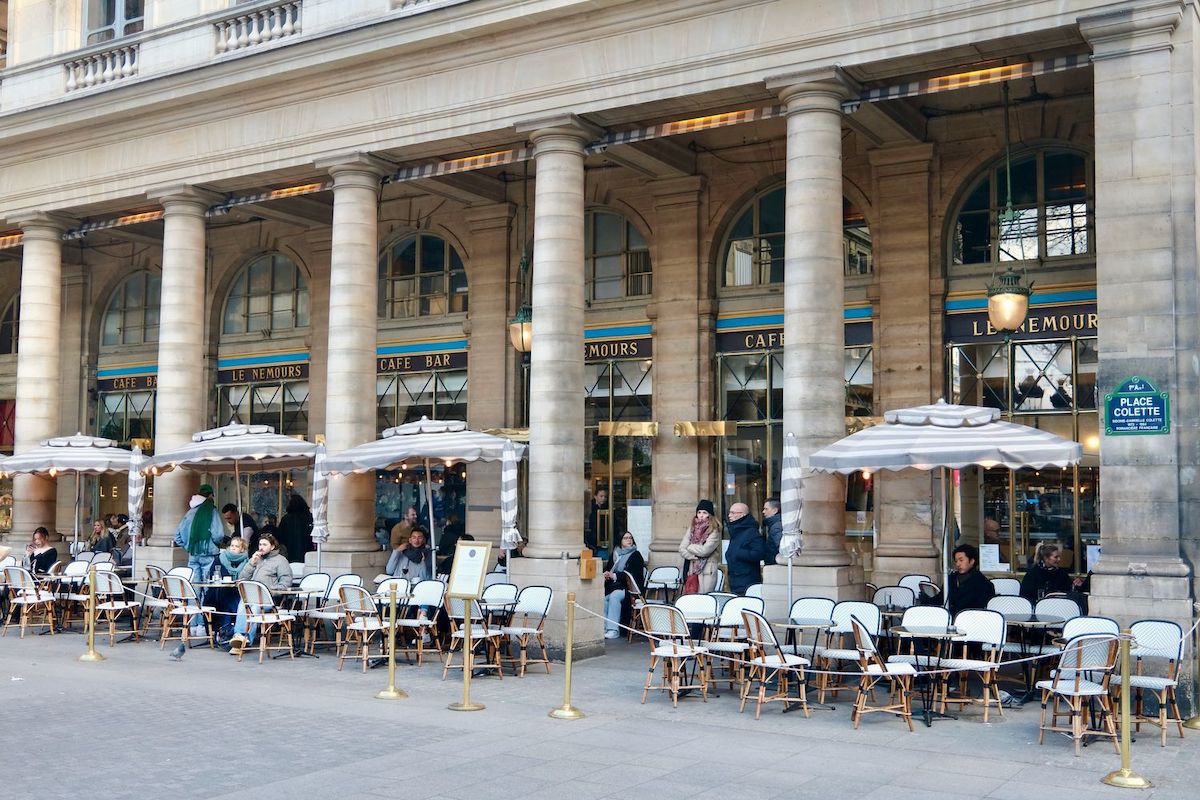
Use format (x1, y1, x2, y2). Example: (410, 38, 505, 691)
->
(0, 629, 1195, 799)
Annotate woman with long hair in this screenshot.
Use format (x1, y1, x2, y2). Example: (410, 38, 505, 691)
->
(677, 500, 721, 594)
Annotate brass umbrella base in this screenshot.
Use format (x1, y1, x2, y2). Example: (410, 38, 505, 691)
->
(1101, 768, 1152, 790)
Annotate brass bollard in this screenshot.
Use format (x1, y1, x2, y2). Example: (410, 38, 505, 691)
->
(376, 584, 407, 700)
(449, 597, 483, 711)
(549, 591, 585, 720)
(78, 565, 106, 663)
(1102, 630, 1151, 789)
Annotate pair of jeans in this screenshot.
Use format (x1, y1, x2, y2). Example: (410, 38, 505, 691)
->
(187, 554, 216, 584)
(603, 589, 626, 633)
(233, 602, 265, 644)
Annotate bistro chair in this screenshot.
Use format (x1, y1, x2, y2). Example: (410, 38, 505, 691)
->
(872, 585, 915, 609)
(93, 569, 141, 646)
(1038, 633, 1120, 756)
(73, 551, 95, 563)
(816, 601, 881, 702)
(740, 609, 808, 718)
(939, 609, 1007, 722)
(850, 615, 914, 731)
(744, 583, 764, 599)
(645, 566, 682, 603)
(713, 570, 726, 593)
(393, 579, 445, 665)
(301, 573, 363, 654)
(708, 592, 737, 615)
(674, 593, 717, 624)
(160, 574, 215, 651)
(289, 562, 305, 586)
(234, 579, 296, 663)
(90, 552, 113, 564)
(1, 565, 57, 638)
(991, 577, 1021, 596)
(1110, 619, 1187, 746)
(640, 603, 709, 707)
(482, 572, 511, 589)
(442, 596, 504, 680)
(337, 584, 384, 672)
(886, 605, 951, 668)
(139, 564, 170, 639)
(373, 577, 409, 608)
(898, 574, 931, 597)
(481, 581, 518, 605)
(0, 555, 17, 569)
(57, 560, 93, 629)
(622, 571, 647, 641)
(1034, 596, 1081, 623)
(705, 596, 762, 690)
(862, 582, 878, 602)
(1061, 615, 1119, 641)
(780, 597, 835, 659)
(295, 573, 333, 611)
(499, 585, 552, 676)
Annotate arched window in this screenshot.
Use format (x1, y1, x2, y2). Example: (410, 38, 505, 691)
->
(1, 294, 18, 355)
(951, 148, 1092, 266)
(222, 253, 309, 335)
(585, 210, 651, 301)
(721, 187, 873, 287)
(102, 271, 160, 346)
(377, 233, 468, 320)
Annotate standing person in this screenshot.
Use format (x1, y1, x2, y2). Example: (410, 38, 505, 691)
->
(602, 531, 645, 639)
(276, 493, 314, 565)
(221, 504, 259, 547)
(23, 527, 58, 574)
(762, 497, 783, 562)
(173, 484, 224, 583)
(228, 533, 293, 653)
(585, 488, 609, 552)
(385, 526, 432, 582)
(677, 500, 720, 594)
(725, 502, 770, 595)
(947, 544, 995, 616)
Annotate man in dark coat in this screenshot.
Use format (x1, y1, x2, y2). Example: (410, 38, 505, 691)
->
(762, 497, 782, 562)
(724, 502, 771, 595)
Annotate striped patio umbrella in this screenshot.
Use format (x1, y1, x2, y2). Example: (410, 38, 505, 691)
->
(778, 432, 803, 558)
(310, 444, 329, 571)
(127, 446, 146, 574)
(499, 438, 522, 566)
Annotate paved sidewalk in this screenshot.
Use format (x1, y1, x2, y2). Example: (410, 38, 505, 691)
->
(0, 627, 1194, 800)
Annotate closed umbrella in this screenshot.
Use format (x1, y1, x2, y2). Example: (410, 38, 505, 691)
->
(127, 446, 146, 575)
(808, 400, 1083, 596)
(310, 444, 329, 571)
(499, 439, 523, 570)
(778, 432, 804, 605)
(0, 432, 137, 552)
(325, 417, 526, 550)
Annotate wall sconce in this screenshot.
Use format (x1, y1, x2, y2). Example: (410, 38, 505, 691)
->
(986, 267, 1032, 334)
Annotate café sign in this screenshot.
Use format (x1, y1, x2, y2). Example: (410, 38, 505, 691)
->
(1104, 376, 1169, 435)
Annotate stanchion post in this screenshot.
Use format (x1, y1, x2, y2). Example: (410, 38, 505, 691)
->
(448, 597, 484, 711)
(1102, 630, 1151, 789)
(549, 591, 585, 720)
(79, 565, 106, 663)
(376, 584, 407, 700)
(1184, 601, 1200, 730)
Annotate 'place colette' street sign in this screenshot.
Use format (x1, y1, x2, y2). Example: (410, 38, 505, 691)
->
(1104, 376, 1170, 435)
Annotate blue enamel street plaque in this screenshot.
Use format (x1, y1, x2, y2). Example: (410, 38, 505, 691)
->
(1104, 376, 1170, 435)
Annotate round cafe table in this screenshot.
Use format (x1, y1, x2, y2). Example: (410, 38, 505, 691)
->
(891, 625, 967, 727)
(1002, 613, 1065, 704)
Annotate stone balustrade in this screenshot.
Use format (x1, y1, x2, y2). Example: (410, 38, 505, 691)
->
(64, 45, 139, 92)
(215, 2, 303, 55)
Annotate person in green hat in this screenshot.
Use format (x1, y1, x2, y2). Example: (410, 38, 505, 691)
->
(172, 483, 225, 584)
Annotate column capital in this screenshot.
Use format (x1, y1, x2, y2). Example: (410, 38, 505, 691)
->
(316, 152, 392, 184)
(148, 185, 222, 213)
(766, 67, 859, 112)
(11, 211, 74, 238)
(1080, 1, 1182, 60)
(516, 114, 602, 149)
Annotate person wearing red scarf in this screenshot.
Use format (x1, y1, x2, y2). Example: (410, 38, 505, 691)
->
(677, 499, 721, 594)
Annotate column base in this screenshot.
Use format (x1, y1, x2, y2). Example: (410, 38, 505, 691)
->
(762, 563, 865, 621)
(870, 551, 942, 589)
(304, 547, 388, 582)
(509, 557, 605, 661)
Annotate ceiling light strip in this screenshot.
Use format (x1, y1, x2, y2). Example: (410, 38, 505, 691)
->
(208, 180, 334, 216)
(0, 232, 24, 250)
(845, 53, 1090, 111)
(586, 106, 784, 153)
(385, 148, 532, 184)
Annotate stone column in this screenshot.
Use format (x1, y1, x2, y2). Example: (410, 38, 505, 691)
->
(509, 116, 604, 657)
(761, 72, 863, 613)
(1080, 6, 1194, 628)
(865, 144, 940, 586)
(464, 203, 515, 547)
(146, 188, 216, 565)
(317, 154, 389, 574)
(11, 214, 70, 538)
(55, 264, 88, 541)
(647, 176, 706, 566)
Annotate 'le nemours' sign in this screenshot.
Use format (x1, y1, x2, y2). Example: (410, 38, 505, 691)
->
(1105, 376, 1170, 435)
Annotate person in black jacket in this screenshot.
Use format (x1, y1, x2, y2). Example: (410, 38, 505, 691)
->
(275, 494, 313, 564)
(1020, 542, 1083, 602)
(602, 531, 645, 639)
(725, 502, 771, 595)
(947, 544, 995, 616)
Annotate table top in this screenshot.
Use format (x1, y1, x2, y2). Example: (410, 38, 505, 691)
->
(1003, 614, 1065, 627)
(892, 625, 966, 640)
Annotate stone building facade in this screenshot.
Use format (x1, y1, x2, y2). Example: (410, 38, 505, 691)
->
(0, 0, 1195, 653)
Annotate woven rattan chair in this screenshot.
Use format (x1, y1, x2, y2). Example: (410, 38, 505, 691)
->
(640, 603, 709, 707)
(740, 609, 809, 718)
(850, 615, 914, 731)
(1111, 619, 1186, 746)
(1037, 633, 1119, 756)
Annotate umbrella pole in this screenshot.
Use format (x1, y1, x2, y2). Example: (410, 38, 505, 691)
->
(423, 459, 435, 546)
(787, 554, 794, 608)
(942, 468, 951, 607)
(74, 473, 81, 553)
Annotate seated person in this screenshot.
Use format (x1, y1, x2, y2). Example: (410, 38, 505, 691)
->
(436, 529, 474, 575)
(1020, 542, 1084, 602)
(947, 543, 995, 616)
(23, 527, 58, 574)
(229, 534, 292, 651)
(207, 536, 250, 616)
(602, 532, 646, 640)
(385, 526, 432, 582)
